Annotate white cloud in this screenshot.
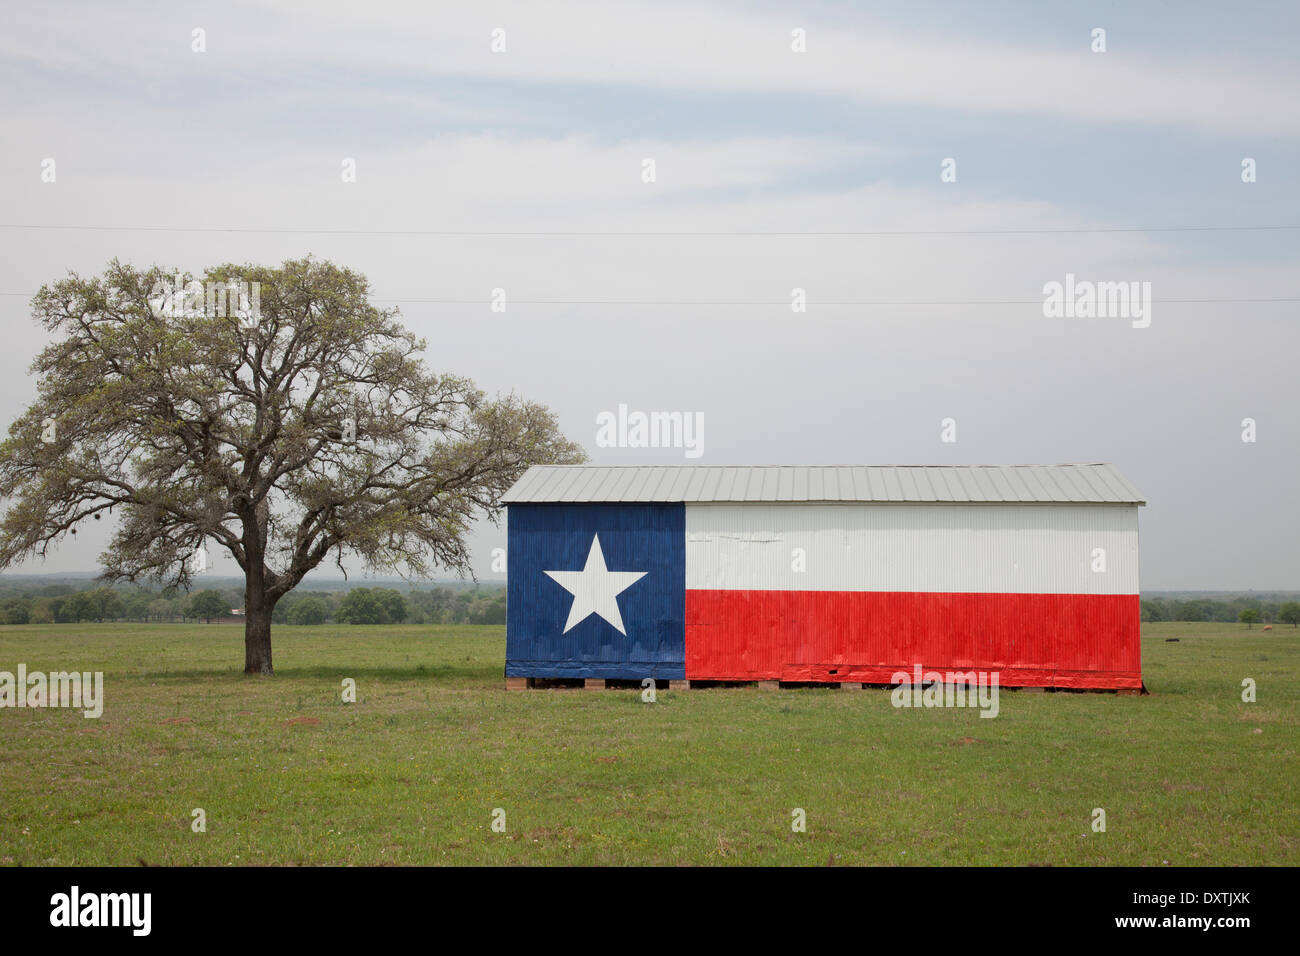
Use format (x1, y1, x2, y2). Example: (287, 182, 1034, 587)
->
(2, 1, 1295, 136)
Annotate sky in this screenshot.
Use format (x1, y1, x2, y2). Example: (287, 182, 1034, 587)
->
(0, 1, 1296, 589)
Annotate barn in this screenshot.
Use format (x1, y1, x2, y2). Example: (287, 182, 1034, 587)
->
(502, 464, 1145, 690)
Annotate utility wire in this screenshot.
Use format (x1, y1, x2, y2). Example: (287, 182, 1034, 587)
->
(1, 223, 1299, 238)
(2, 293, 1296, 305)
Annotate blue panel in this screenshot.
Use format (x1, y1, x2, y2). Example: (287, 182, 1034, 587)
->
(506, 503, 685, 679)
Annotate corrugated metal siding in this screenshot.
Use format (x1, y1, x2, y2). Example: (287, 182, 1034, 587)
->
(677, 500, 1141, 687)
(685, 503, 1140, 595)
(684, 591, 1141, 688)
(502, 463, 1145, 504)
(505, 503, 685, 679)
(503, 478, 1144, 689)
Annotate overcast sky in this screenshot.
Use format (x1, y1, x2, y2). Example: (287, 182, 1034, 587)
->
(0, 1, 1296, 589)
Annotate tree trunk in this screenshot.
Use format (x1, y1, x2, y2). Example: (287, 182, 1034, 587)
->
(243, 512, 276, 674)
(244, 603, 273, 674)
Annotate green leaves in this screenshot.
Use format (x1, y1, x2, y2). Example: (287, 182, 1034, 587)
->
(1, 257, 584, 605)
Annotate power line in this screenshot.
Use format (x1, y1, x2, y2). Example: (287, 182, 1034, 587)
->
(2, 293, 1296, 305)
(1, 223, 1299, 238)
(380, 297, 1300, 305)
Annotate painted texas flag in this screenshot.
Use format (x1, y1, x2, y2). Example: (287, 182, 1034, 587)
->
(505, 498, 1140, 688)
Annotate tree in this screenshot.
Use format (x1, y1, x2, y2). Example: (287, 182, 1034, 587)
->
(409, 586, 455, 624)
(336, 587, 386, 624)
(0, 258, 582, 673)
(287, 597, 327, 626)
(1139, 599, 1167, 623)
(373, 587, 407, 624)
(186, 589, 229, 623)
(147, 598, 174, 622)
(122, 591, 151, 621)
(86, 587, 123, 622)
(46, 596, 70, 622)
(1279, 602, 1300, 628)
(28, 599, 54, 624)
(1239, 609, 1259, 629)
(0, 598, 30, 625)
(63, 591, 96, 623)
(468, 590, 507, 625)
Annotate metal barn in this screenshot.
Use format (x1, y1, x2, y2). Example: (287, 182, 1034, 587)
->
(502, 464, 1145, 690)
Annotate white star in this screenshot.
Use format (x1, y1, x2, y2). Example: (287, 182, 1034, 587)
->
(544, 534, 647, 635)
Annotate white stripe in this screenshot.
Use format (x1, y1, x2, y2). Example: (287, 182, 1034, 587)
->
(685, 503, 1139, 595)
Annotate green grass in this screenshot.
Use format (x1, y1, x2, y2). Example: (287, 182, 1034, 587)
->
(0, 621, 1296, 865)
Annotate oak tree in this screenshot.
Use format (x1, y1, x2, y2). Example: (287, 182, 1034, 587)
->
(0, 257, 583, 673)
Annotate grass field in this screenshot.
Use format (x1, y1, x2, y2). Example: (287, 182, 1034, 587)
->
(0, 621, 1296, 866)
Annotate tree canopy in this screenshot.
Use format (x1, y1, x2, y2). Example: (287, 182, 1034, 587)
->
(0, 257, 583, 672)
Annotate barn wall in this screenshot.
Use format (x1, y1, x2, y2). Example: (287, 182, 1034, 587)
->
(504, 500, 1143, 689)
(683, 502, 1141, 688)
(684, 590, 1141, 687)
(506, 502, 685, 679)
(684, 502, 1139, 594)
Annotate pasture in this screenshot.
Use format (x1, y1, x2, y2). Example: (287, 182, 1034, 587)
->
(0, 622, 1295, 865)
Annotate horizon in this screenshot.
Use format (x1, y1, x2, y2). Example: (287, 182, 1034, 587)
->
(1, 570, 1294, 599)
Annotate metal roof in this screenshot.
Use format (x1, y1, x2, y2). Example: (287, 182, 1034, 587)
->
(501, 464, 1146, 505)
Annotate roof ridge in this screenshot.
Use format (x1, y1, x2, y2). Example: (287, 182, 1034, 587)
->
(528, 462, 1115, 469)
(504, 464, 1145, 504)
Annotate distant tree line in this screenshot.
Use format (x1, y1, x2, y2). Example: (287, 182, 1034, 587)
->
(1141, 596, 1300, 627)
(0, 581, 506, 626)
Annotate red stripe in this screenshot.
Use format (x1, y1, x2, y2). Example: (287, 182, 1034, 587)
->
(684, 590, 1141, 689)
